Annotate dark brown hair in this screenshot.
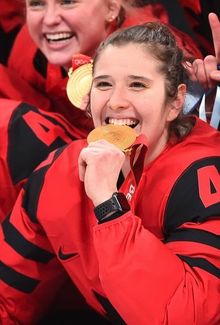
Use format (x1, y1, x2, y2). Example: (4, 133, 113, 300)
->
(93, 22, 194, 140)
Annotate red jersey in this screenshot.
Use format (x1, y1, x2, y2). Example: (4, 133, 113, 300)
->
(0, 117, 219, 324)
(0, 98, 78, 221)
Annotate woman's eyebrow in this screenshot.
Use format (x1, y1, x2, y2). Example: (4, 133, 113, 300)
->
(93, 75, 153, 82)
(128, 75, 152, 82)
(93, 75, 111, 81)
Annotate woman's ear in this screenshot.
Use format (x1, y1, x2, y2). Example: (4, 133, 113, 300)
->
(167, 84, 186, 121)
(106, 0, 122, 23)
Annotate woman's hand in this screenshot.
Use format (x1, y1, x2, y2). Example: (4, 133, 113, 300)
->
(186, 13, 220, 89)
(78, 140, 125, 206)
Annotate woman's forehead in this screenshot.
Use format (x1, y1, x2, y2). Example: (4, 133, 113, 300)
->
(93, 44, 162, 79)
(95, 43, 154, 66)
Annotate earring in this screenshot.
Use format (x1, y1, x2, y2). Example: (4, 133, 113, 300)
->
(108, 15, 115, 22)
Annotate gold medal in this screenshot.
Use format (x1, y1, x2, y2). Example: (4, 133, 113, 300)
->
(87, 124, 137, 152)
(66, 63, 93, 108)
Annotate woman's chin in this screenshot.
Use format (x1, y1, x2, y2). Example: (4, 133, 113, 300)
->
(42, 49, 72, 68)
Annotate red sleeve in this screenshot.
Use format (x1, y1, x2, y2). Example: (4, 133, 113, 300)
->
(0, 187, 67, 324)
(93, 213, 220, 324)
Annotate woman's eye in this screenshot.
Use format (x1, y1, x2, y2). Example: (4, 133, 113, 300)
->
(130, 82, 146, 89)
(95, 81, 112, 89)
(60, 0, 77, 6)
(27, 0, 45, 8)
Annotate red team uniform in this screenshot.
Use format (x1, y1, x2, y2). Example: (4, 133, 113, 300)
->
(0, 117, 219, 324)
(0, 99, 78, 221)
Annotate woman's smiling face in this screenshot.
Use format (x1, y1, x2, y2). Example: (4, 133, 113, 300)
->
(90, 43, 183, 159)
(25, 0, 121, 68)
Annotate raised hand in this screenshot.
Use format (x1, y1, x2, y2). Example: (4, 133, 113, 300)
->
(187, 13, 220, 89)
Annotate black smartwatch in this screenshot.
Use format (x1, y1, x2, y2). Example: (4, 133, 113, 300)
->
(94, 192, 130, 223)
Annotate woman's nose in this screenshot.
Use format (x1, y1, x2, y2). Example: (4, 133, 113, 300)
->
(43, 4, 62, 26)
(108, 88, 130, 110)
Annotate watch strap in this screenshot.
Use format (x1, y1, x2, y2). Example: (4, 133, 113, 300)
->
(94, 192, 130, 223)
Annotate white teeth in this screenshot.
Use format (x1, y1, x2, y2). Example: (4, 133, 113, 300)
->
(46, 32, 73, 41)
(108, 118, 138, 126)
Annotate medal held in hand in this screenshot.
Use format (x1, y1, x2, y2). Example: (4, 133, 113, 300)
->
(66, 54, 93, 109)
(87, 124, 137, 153)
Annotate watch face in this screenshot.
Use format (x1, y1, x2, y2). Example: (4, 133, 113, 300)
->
(112, 192, 130, 211)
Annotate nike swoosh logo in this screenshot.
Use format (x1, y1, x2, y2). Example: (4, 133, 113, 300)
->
(58, 247, 78, 261)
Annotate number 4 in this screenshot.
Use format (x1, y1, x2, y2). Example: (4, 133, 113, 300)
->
(197, 165, 220, 208)
(22, 110, 71, 146)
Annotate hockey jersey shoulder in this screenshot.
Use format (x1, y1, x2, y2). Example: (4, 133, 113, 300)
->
(164, 156, 220, 234)
(163, 118, 220, 234)
(7, 101, 76, 183)
(0, 99, 78, 220)
(138, 118, 220, 237)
